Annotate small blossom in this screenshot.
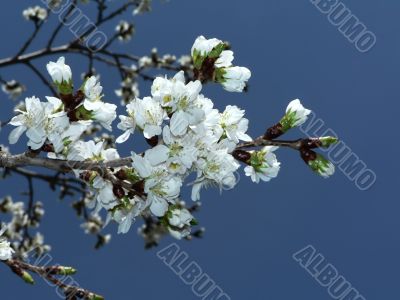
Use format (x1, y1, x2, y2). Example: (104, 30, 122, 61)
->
(116, 101, 136, 143)
(1, 80, 25, 100)
(91, 103, 117, 131)
(191, 36, 223, 58)
(0, 227, 14, 261)
(281, 99, 311, 130)
(131, 97, 165, 139)
(244, 146, 281, 183)
(116, 21, 135, 41)
(23, 6, 47, 22)
(46, 57, 72, 85)
(215, 50, 234, 68)
(8, 96, 69, 151)
(218, 105, 252, 143)
(167, 207, 193, 229)
(109, 196, 149, 234)
(83, 76, 103, 111)
(168, 227, 191, 240)
(219, 66, 251, 92)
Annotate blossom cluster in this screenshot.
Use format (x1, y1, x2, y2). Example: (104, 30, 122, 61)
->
(0, 194, 49, 261)
(5, 36, 332, 241)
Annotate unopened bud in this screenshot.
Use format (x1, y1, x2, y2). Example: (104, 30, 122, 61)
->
(22, 271, 34, 285)
(280, 99, 311, 132)
(301, 149, 335, 178)
(264, 123, 284, 140)
(115, 169, 128, 180)
(88, 293, 105, 300)
(50, 266, 77, 276)
(232, 149, 251, 163)
(113, 185, 125, 199)
(318, 136, 338, 148)
(145, 135, 159, 147)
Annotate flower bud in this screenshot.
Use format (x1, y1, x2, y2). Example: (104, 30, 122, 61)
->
(46, 57, 73, 95)
(232, 149, 251, 163)
(113, 185, 125, 199)
(191, 36, 225, 69)
(300, 149, 335, 178)
(280, 99, 311, 132)
(47, 266, 77, 275)
(216, 66, 251, 93)
(88, 293, 105, 300)
(22, 271, 35, 285)
(318, 136, 339, 148)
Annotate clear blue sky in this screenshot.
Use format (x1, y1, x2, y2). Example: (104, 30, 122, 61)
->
(0, 1, 399, 299)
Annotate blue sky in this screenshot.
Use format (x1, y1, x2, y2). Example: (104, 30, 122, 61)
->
(0, 1, 399, 299)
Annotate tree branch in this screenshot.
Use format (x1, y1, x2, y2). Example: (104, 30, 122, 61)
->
(3, 259, 103, 300)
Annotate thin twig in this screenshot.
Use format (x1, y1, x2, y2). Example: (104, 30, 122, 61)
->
(24, 61, 57, 96)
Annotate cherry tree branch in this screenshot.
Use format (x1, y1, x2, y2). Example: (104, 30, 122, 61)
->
(0, 136, 312, 174)
(3, 259, 103, 300)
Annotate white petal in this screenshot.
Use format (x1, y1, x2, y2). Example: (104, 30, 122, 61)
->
(116, 130, 131, 144)
(150, 197, 168, 217)
(145, 145, 169, 166)
(8, 126, 26, 144)
(170, 111, 189, 136)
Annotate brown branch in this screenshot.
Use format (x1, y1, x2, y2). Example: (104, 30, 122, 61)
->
(236, 136, 303, 150)
(0, 151, 133, 173)
(3, 259, 103, 300)
(10, 167, 87, 194)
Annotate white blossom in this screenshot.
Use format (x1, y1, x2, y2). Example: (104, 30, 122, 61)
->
(1, 80, 25, 99)
(131, 153, 182, 216)
(152, 71, 204, 136)
(215, 50, 234, 68)
(192, 148, 239, 201)
(116, 101, 136, 143)
(168, 208, 193, 229)
(191, 36, 222, 57)
(23, 6, 47, 21)
(244, 146, 281, 183)
(161, 126, 198, 174)
(8, 96, 69, 151)
(83, 76, 103, 111)
(68, 141, 120, 211)
(220, 66, 251, 92)
(0, 227, 14, 261)
(115, 20, 135, 41)
(131, 97, 165, 139)
(218, 105, 252, 144)
(110, 196, 149, 234)
(168, 227, 191, 240)
(91, 103, 117, 131)
(46, 57, 72, 84)
(284, 99, 311, 127)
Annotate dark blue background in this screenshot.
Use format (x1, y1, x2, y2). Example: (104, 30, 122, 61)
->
(0, 1, 398, 299)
